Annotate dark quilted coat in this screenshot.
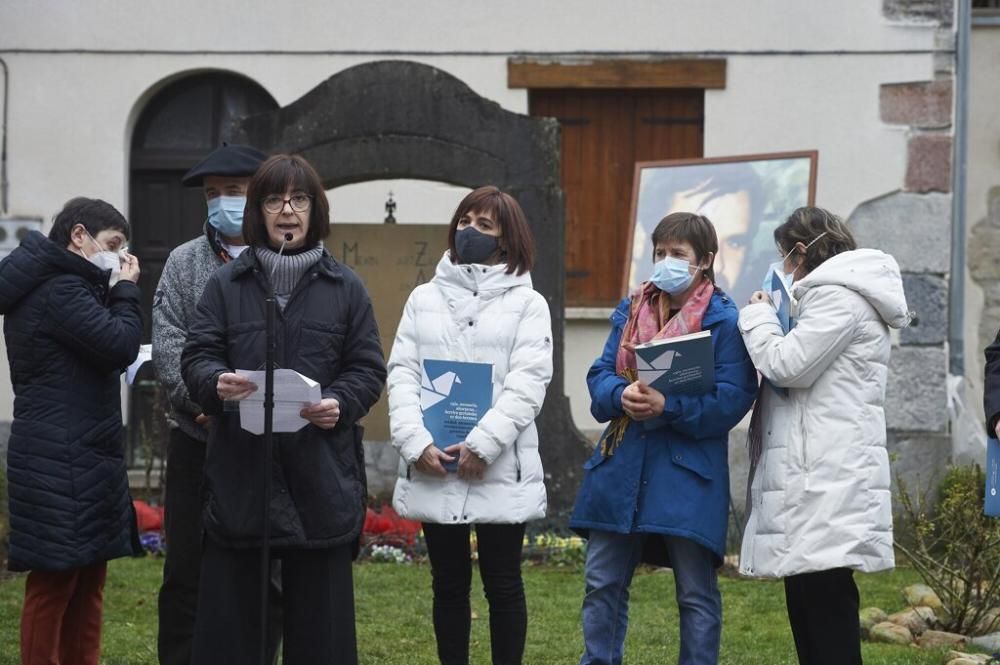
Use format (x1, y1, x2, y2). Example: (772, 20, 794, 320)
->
(181, 247, 386, 550)
(986, 328, 1000, 434)
(0, 231, 143, 572)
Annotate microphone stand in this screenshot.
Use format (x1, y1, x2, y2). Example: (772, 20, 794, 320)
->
(260, 232, 291, 665)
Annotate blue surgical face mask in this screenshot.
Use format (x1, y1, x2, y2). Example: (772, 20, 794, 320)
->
(207, 195, 246, 238)
(761, 231, 828, 293)
(650, 256, 697, 295)
(761, 258, 795, 294)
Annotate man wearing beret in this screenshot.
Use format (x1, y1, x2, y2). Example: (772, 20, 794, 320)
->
(153, 143, 282, 664)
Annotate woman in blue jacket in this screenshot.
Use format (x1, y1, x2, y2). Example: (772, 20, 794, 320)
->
(570, 212, 757, 665)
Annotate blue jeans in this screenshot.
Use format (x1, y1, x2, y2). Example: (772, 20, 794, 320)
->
(579, 530, 721, 665)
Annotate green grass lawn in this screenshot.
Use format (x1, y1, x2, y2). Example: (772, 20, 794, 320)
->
(0, 556, 953, 664)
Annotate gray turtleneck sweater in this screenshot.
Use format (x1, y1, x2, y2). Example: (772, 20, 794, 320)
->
(255, 244, 325, 309)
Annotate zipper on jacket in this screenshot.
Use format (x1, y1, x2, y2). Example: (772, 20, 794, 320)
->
(798, 404, 810, 489)
(514, 439, 522, 482)
(800, 405, 807, 469)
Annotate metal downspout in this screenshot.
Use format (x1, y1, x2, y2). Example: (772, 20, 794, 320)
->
(949, 0, 971, 375)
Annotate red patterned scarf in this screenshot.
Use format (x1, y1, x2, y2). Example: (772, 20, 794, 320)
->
(599, 278, 715, 457)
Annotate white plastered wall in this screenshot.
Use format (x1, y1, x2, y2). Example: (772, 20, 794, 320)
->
(0, 1, 940, 429)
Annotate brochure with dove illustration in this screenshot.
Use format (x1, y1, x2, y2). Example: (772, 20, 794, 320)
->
(421, 359, 493, 472)
(765, 271, 793, 397)
(986, 437, 1000, 517)
(633, 330, 714, 395)
(767, 270, 794, 335)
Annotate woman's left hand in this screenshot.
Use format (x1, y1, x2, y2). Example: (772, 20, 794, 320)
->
(444, 443, 487, 481)
(622, 381, 665, 421)
(301, 398, 341, 430)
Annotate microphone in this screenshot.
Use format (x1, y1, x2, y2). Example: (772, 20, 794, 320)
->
(270, 232, 294, 285)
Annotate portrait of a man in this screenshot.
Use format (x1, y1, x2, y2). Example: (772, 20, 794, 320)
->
(627, 152, 817, 308)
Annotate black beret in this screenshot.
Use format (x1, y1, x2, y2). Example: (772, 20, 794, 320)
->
(181, 143, 268, 186)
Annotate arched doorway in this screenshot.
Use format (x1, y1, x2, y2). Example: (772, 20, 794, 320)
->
(129, 72, 278, 339)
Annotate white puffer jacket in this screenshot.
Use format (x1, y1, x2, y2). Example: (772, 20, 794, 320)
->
(389, 252, 553, 524)
(738, 249, 910, 578)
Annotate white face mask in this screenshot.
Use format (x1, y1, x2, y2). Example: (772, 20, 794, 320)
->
(84, 232, 125, 287)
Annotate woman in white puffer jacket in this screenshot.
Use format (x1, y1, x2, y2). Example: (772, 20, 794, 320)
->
(388, 186, 553, 665)
(738, 207, 909, 665)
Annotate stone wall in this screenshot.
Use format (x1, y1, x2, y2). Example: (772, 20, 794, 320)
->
(846, 21, 956, 497)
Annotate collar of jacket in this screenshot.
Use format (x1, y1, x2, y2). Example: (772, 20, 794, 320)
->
(433, 250, 533, 294)
(203, 223, 234, 263)
(228, 244, 343, 282)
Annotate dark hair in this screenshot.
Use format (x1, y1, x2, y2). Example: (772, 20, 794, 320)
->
(447, 186, 535, 275)
(243, 154, 330, 248)
(651, 212, 719, 283)
(774, 206, 856, 274)
(48, 197, 130, 247)
(640, 161, 766, 240)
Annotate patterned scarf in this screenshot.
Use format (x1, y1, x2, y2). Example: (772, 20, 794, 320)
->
(599, 278, 715, 457)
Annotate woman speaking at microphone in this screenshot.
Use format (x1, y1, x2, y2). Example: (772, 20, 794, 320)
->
(181, 154, 386, 665)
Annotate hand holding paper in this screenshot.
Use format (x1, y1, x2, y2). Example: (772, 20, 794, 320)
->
(444, 443, 487, 481)
(217, 372, 258, 401)
(233, 369, 322, 434)
(621, 381, 665, 421)
(415, 444, 455, 477)
(300, 398, 340, 430)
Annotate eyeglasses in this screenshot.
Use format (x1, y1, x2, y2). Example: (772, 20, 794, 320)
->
(261, 193, 313, 214)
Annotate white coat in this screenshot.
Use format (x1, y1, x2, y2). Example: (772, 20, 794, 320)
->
(389, 252, 553, 524)
(738, 249, 910, 578)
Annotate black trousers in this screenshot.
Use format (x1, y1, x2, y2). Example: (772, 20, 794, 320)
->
(422, 522, 528, 665)
(191, 538, 357, 665)
(784, 568, 863, 665)
(157, 427, 283, 665)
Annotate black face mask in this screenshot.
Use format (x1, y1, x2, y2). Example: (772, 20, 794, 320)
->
(455, 227, 499, 264)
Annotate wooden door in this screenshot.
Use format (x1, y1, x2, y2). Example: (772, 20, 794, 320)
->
(529, 89, 703, 306)
(129, 172, 207, 340)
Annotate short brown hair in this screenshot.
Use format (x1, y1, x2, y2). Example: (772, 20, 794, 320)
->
(447, 186, 535, 275)
(243, 154, 330, 248)
(774, 207, 856, 274)
(650, 212, 719, 283)
(49, 197, 130, 247)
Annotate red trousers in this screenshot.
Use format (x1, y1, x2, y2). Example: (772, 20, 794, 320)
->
(20, 561, 108, 665)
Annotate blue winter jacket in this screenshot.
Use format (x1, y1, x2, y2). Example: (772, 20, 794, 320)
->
(569, 290, 757, 564)
(0, 231, 143, 571)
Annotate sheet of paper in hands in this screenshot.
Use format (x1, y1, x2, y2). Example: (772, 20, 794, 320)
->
(234, 369, 322, 434)
(126, 344, 153, 385)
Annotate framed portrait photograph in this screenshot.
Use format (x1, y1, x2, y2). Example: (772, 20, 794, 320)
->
(625, 151, 818, 308)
